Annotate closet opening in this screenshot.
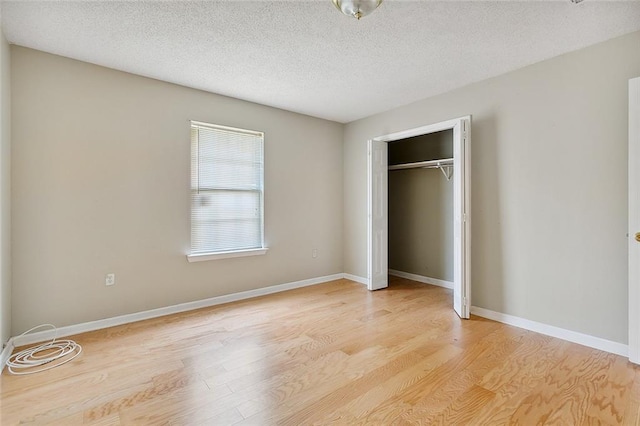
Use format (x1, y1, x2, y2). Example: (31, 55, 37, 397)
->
(388, 130, 454, 292)
(367, 116, 471, 318)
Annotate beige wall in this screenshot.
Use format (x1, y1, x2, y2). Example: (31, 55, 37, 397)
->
(11, 47, 343, 335)
(7, 31, 640, 346)
(344, 30, 640, 344)
(389, 130, 453, 281)
(389, 169, 453, 281)
(0, 27, 11, 347)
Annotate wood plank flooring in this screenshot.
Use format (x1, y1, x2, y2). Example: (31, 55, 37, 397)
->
(1, 277, 639, 425)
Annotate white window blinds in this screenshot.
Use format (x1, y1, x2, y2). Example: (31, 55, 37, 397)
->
(190, 121, 264, 255)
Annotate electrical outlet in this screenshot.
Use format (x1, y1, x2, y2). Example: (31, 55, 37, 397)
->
(105, 273, 115, 286)
(312, 248, 318, 258)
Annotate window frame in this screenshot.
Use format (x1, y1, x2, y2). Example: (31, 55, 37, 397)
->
(187, 120, 268, 263)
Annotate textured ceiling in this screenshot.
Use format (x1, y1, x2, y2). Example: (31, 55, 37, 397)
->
(2, 1, 640, 123)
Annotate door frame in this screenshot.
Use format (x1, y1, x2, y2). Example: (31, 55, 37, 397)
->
(367, 116, 472, 318)
(629, 77, 640, 363)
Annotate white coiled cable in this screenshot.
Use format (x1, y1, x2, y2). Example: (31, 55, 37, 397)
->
(7, 324, 82, 375)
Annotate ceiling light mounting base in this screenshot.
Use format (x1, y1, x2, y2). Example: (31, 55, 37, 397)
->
(332, 0, 383, 20)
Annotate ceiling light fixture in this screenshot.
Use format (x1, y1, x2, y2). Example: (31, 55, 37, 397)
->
(332, 0, 383, 20)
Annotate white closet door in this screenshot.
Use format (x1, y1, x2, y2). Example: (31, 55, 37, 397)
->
(453, 118, 471, 319)
(629, 77, 640, 364)
(368, 139, 388, 290)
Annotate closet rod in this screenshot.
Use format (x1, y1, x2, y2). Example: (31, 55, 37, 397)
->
(387, 157, 453, 171)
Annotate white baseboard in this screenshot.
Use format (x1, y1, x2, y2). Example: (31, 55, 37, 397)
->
(470, 306, 628, 358)
(12, 273, 345, 347)
(343, 273, 368, 285)
(10, 274, 626, 361)
(388, 269, 453, 289)
(1, 338, 15, 373)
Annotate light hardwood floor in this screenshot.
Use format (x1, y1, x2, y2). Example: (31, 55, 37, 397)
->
(1, 277, 640, 425)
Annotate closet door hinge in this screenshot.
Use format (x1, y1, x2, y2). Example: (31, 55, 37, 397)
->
(463, 213, 467, 223)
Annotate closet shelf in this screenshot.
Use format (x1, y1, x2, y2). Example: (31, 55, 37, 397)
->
(388, 158, 453, 171)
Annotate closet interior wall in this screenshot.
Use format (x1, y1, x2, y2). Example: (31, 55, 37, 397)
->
(388, 130, 454, 283)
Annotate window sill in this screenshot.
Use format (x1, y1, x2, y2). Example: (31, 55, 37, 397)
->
(187, 248, 269, 263)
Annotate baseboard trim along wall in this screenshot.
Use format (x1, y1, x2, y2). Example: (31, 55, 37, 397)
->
(388, 269, 453, 289)
(343, 273, 368, 285)
(470, 306, 628, 358)
(2, 274, 628, 372)
(9, 273, 346, 349)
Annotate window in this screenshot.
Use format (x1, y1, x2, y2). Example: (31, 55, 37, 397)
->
(188, 121, 266, 262)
